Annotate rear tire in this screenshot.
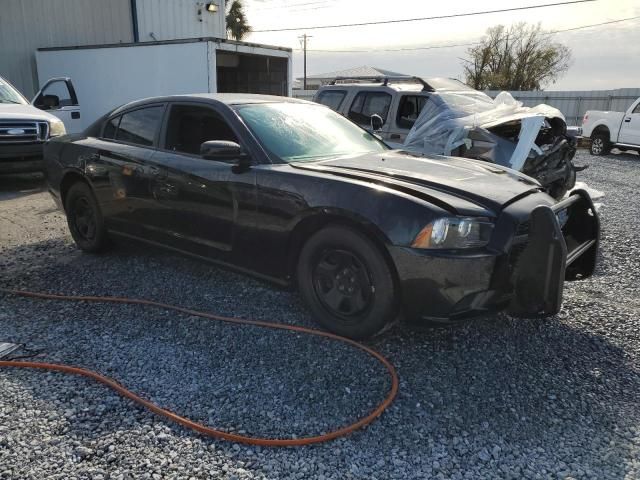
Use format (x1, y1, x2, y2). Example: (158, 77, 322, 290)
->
(297, 225, 397, 339)
(590, 133, 611, 156)
(65, 182, 110, 253)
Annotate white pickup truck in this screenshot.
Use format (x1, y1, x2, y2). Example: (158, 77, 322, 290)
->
(0, 75, 70, 174)
(582, 97, 640, 155)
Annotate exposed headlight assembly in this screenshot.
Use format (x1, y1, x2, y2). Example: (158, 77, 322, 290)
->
(48, 118, 66, 137)
(412, 217, 494, 249)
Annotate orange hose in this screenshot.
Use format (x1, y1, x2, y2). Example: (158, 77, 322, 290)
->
(0, 288, 398, 447)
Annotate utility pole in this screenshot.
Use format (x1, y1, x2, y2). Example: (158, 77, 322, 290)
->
(298, 34, 312, 90)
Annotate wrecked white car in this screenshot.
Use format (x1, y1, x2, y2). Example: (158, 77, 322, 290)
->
(314, 77, 580, 199)
(403, 90, 579, 199)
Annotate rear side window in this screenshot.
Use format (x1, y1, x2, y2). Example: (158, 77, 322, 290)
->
(396, 95, 428, 129)
(348, 92, 392, 126)
(103, 116, 120, 139)
(316, 90, 346, 111)
(115, 106, 164, 147)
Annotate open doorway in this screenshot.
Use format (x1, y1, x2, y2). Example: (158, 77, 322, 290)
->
(216, 52, 288, 96)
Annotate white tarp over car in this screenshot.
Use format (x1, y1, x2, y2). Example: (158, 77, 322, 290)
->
(404, 91, 565, 167)
(402, 91, 578, 199)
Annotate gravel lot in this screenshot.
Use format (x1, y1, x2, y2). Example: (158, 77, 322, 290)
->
(1, 150, 639, 479)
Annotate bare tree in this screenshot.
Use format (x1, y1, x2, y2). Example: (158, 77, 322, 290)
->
(226, 0, 251, 41)
(462, 23, 572, 91)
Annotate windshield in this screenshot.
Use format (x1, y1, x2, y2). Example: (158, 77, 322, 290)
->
(0, 78, 28, 105)
(235, 102, 388, 162)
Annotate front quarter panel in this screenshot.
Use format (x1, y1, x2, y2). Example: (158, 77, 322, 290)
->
(252, 164, 448, 278)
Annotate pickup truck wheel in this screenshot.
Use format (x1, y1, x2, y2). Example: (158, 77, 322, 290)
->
(297, 225, 397, 339)
(65, 182, 110, 253)
(590, 133, 611, 156)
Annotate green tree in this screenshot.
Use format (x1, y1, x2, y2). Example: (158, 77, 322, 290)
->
(462, 23, 572, 91)
(226, 0, 251, 41)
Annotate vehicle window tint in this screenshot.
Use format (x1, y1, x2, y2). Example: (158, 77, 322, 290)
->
(348, 92, 392, 126)
(633, 103, 640, 114)
(316, 90, 346, 111)
(115, 106, 164, 147)
(165, 104, 238, 156)
(103, 116, 120, 139)
(396, 95, 428, 129)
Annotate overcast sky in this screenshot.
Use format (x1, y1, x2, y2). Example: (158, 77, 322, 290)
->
(243, 0, 640, 90)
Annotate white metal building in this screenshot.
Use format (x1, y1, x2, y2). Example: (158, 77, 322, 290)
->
(1, 0, 231, 97)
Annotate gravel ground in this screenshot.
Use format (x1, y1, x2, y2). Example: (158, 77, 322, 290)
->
(1, 150, 639, 479)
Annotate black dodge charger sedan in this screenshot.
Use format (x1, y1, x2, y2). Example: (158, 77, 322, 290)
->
(44, 94, 599, 339)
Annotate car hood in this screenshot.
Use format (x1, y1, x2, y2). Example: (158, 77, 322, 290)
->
(0, 104, 58, 122)
(293, 150, 542, 214)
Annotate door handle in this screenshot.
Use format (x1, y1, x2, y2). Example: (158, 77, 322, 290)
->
(624, 117, 631, 123)
(390, 134, 401, 139)
(71, 111, 80, 119)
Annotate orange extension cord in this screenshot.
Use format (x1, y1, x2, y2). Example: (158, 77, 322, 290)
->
(0, 288, 398, 447)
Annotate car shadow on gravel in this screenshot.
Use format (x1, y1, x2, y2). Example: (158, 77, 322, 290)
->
(2, 237, 639, 478)
(0, 173, 45, 201)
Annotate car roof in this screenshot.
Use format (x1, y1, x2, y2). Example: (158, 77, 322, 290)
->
(319, 77, 475, 94)
(110, 93, 314, 116)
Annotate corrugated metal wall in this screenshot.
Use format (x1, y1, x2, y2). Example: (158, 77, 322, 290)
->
(486, 88, 640, 126)
(0, 0, 133, 97)
(135, 0, 226, 43)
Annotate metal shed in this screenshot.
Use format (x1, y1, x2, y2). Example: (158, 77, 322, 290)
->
(0, 0, 229, 97)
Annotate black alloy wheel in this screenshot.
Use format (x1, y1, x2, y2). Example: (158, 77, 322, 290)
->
(297, 225, 397, 339)
(312, 248, 374, 318)
(72, 196, 97, 241)
(65, 182, 110, 253)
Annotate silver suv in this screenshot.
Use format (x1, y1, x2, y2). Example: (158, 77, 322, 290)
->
(313, 76, 472, 143)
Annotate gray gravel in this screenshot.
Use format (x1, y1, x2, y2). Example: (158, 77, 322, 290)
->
(1, 150, 640, 479)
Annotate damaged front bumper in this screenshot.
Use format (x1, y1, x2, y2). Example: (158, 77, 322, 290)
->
(507, 189, 599, 316)
(390, 189, 600, 323)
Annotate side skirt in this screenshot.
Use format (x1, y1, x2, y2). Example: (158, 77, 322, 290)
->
(108, 230, 291, 289)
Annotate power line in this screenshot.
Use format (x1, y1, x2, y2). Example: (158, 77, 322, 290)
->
(252, 0, 597, 32)
(309, 42, 478, 54)
(302, 15, 640, 53)
(250, 0, 334, 12)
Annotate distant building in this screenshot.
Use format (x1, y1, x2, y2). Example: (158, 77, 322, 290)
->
(296, 65, 410, 91)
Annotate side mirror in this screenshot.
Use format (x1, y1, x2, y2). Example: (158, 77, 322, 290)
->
(200, 140, 250, 171)
(370, 114, 383, 132)
(200, 140, 243, 159)
(39, 94, 60, 110)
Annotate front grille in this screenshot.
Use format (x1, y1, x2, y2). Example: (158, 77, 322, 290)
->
(0, 120, 49, 144)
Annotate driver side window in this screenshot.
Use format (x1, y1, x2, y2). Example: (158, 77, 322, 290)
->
(34, 80, 76, 110)
(165, 104, 238, 157)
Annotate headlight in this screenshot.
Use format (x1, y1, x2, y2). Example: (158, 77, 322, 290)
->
(411, 217, 494, 249)
(48, 119, 66, 137)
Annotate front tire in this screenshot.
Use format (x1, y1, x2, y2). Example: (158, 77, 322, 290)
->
(297, 225, 397, 339)
(590, 133, 611, 156)
(65, 182, 110, 253)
